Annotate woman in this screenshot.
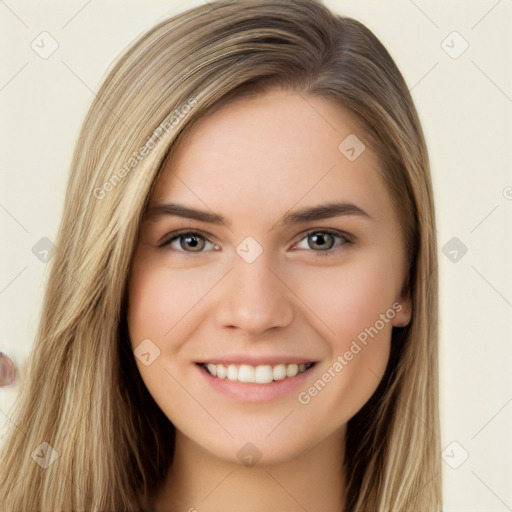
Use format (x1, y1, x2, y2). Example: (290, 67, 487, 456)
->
(0, 1, 441, 510)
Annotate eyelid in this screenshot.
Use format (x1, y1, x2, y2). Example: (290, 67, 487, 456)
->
(159, 229, 218, 251)
(160, 228, 352, 254)
(292, 228, 352, 254)
(294, 228, 352, 245)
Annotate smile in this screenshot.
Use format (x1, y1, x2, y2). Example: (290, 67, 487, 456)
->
(201, 362, 314, 384)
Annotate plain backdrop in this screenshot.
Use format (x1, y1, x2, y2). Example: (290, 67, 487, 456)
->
(1, 1, 511, 510)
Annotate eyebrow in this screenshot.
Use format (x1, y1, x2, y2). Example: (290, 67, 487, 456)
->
(144, 201, 374, 229)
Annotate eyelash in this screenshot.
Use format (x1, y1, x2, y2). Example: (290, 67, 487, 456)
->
(160, 229, 352, 257)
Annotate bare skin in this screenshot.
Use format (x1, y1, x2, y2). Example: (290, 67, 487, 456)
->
(127, 88, 412, 512)
(0, 353, 16, 387)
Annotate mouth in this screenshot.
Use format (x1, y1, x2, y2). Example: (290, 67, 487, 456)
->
(197, 362, 315, 384)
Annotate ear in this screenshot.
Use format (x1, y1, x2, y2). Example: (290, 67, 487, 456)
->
(392, 287, 412, 327)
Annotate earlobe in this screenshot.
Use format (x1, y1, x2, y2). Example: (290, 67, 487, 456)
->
(393, 290, 412, 327)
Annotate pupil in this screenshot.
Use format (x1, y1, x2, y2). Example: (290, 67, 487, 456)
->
(311, 233, 332, 250)
(183, 235, 202, 251)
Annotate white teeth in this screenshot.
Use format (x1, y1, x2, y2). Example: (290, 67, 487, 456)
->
(254, 365, 273, 384)
(216, 364, 227, 379)
(238, 364, 255, 383)
(286, 363, 299, 377)
(203, 362, 312, 383)
(227, 364, 238, 381)
(272, 364, 287, 380)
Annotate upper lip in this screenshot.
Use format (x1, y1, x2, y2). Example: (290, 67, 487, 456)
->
(195, 355, 317, 366)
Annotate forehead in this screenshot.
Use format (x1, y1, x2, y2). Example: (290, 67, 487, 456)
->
(150, 89, 393, 229)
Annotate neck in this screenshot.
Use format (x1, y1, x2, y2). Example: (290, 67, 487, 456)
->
(152, 427, 346, 512)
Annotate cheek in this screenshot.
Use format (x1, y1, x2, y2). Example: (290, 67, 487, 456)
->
(126, 262, 206, 421)
(127, 262, 210, 347)
(293, 252, 397, 347)
(126, 259, 225, 404)
(292, 253, 396, 415)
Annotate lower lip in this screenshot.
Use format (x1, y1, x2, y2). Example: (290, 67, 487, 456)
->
(197, 364, 316, 403)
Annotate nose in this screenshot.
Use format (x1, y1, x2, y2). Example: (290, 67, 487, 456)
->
(214, 253, 294, 336)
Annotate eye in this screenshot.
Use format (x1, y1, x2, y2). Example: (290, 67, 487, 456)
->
(160, 229, 350, 255)
(161, 231, 218, 253)
(294, 229, 350, 254)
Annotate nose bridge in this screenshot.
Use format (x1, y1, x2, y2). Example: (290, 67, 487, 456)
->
(215, 249, 294, 334)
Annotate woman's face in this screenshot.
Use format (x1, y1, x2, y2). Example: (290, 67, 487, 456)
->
(127, 88, 412, 465)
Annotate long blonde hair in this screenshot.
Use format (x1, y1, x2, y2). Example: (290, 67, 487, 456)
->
(0, 1, 441, 510)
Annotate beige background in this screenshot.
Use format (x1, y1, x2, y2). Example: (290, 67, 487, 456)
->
(1, 1, 511, 510)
